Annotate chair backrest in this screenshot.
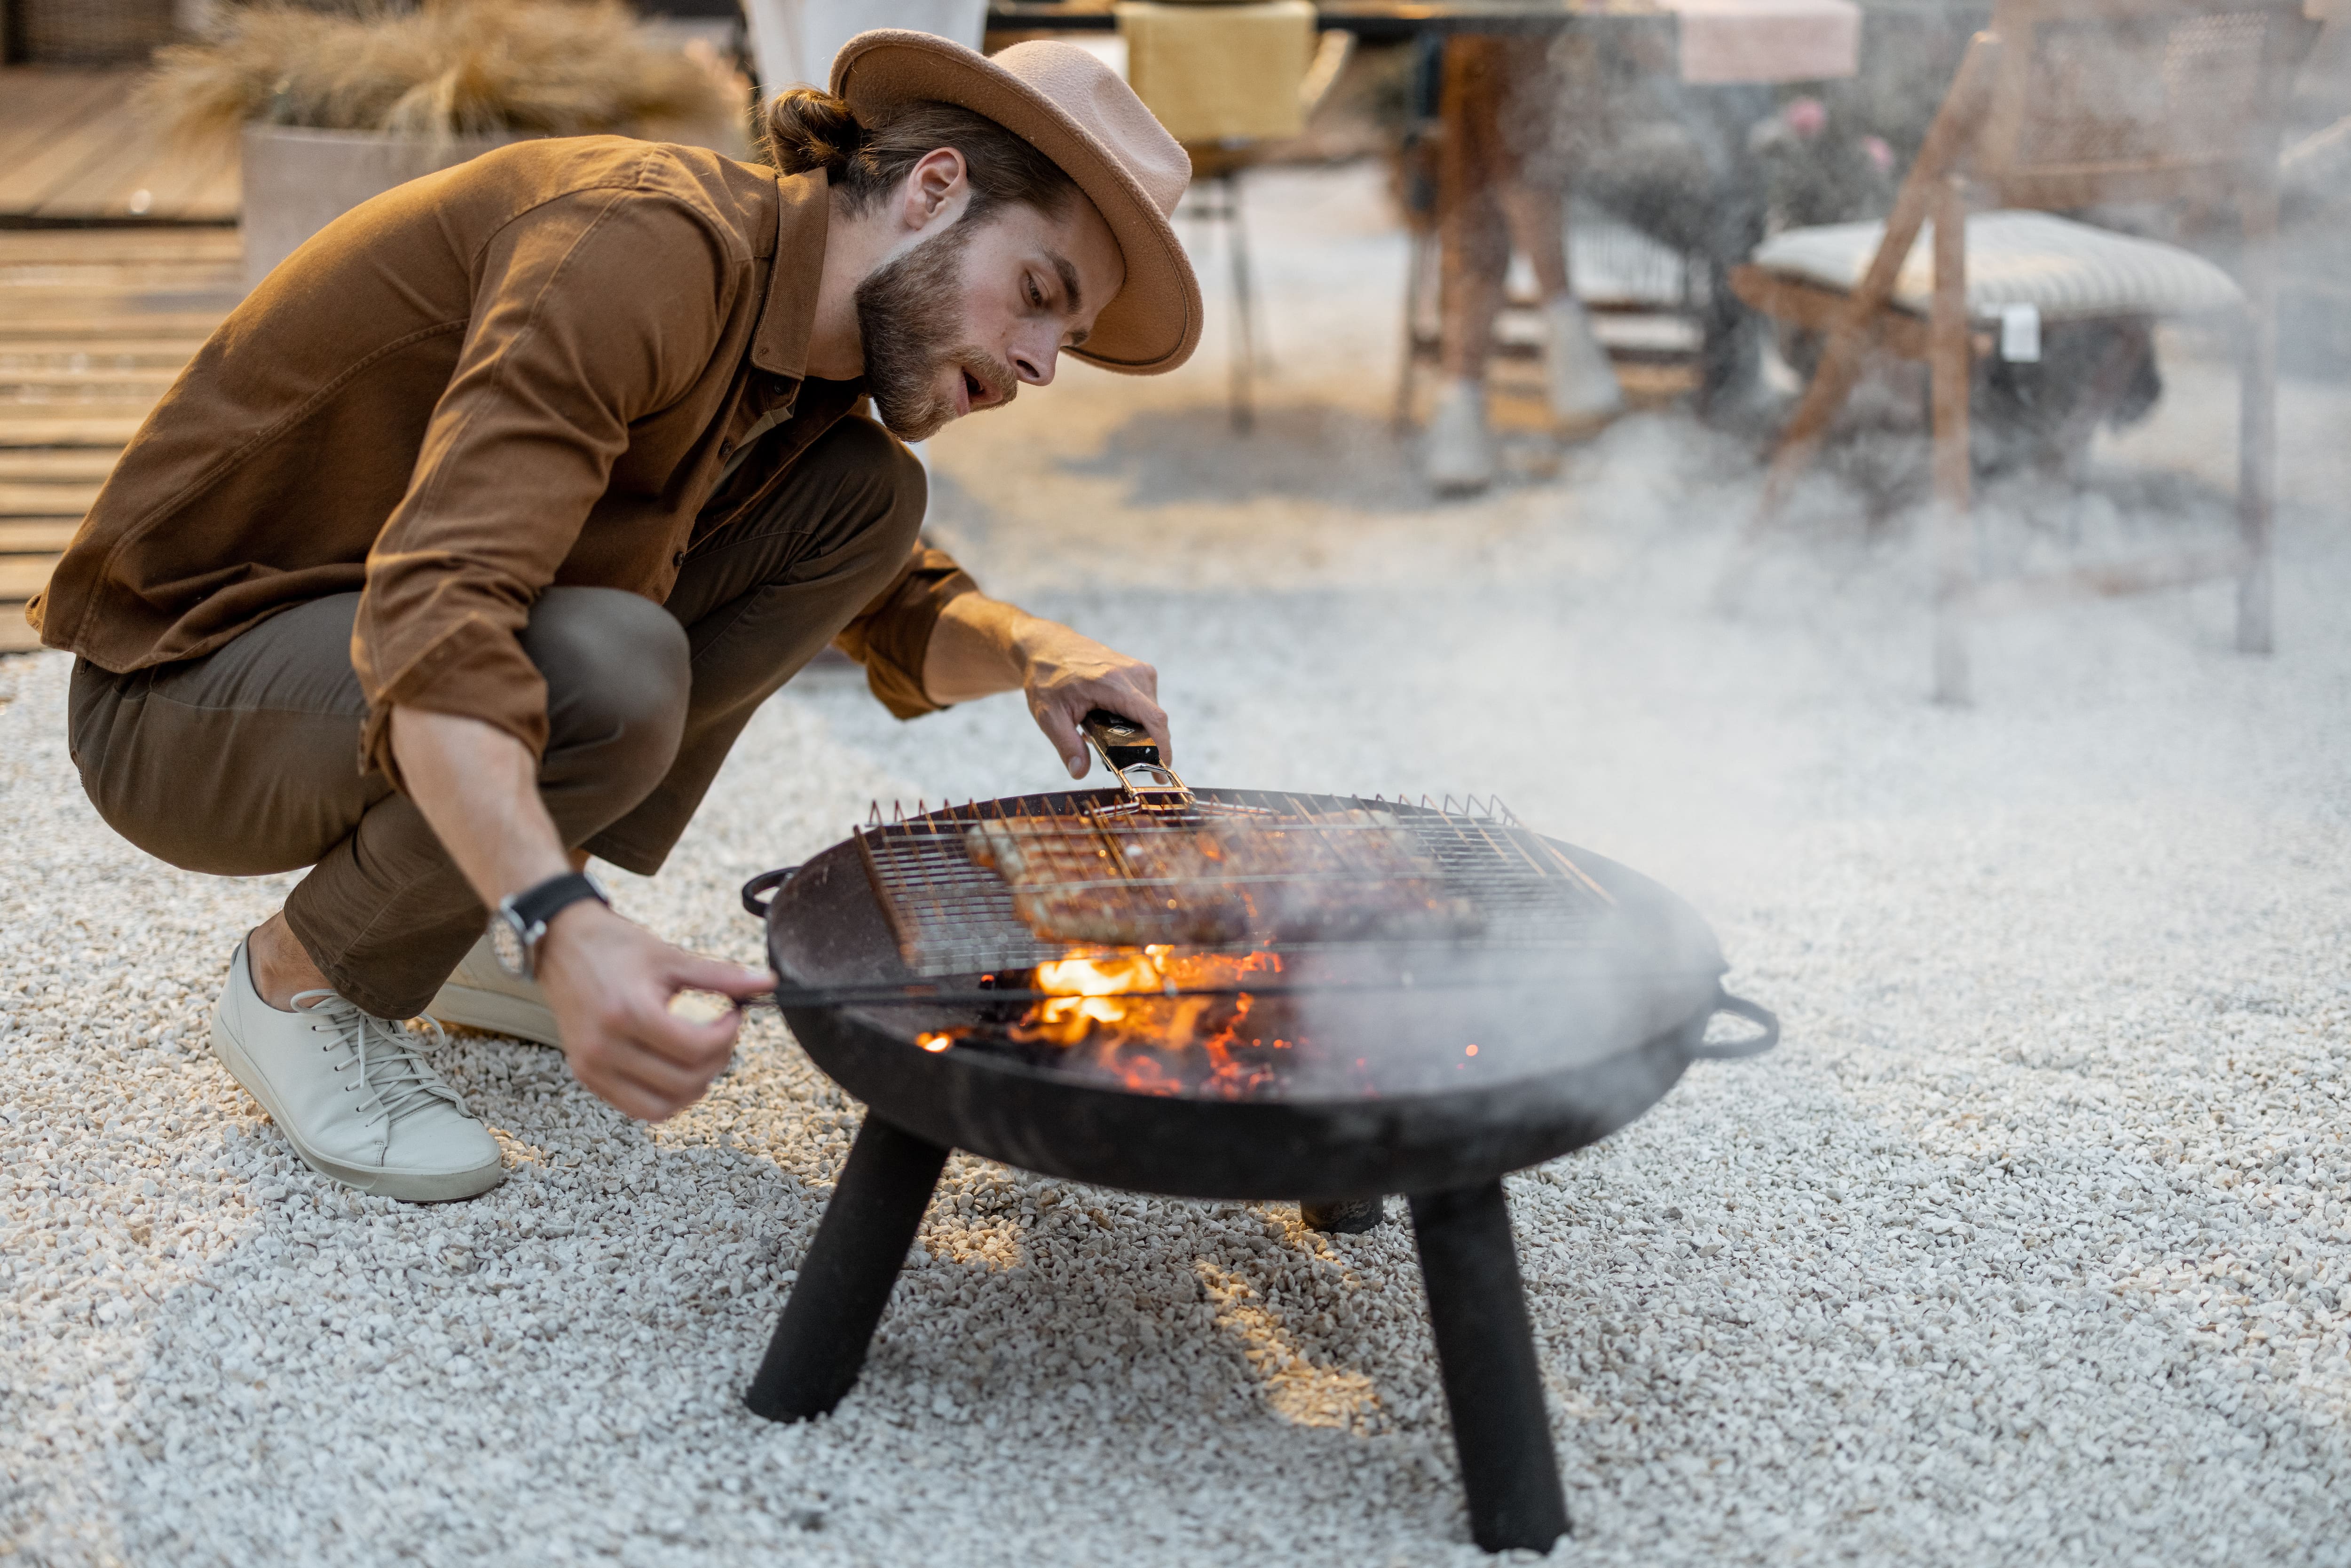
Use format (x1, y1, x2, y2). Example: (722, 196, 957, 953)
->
(1970, 0, 2320, 208)
(741, 0, 988, 95)
(1118, 0, 1318, 146)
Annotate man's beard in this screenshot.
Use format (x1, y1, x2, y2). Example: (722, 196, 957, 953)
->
(854, 221, 1018, 441)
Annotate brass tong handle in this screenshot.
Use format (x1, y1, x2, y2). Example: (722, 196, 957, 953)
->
(1081, 709, 1194, 808)
(1081, 708, 1160, 770)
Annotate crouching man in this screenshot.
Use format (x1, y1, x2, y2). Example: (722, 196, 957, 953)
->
(28, 33, 1201, 1201)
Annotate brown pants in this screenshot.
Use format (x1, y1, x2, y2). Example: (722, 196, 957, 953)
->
(1437, 36, 1577, 383)
(67, 417, 924, 1019)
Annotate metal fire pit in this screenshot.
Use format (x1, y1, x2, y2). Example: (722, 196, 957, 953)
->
(735, 784, 1775, 1553)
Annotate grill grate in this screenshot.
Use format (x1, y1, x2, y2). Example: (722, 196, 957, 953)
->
(856, 790, 1614, 977)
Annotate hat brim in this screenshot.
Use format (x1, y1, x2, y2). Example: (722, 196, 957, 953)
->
(830, 30, 1201, 376)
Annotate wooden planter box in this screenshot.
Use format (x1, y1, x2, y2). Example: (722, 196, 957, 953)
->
(241, 125, 530, 292)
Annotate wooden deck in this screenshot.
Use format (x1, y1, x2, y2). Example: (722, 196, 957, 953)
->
(0, 228, 241, 652)
(0, 65, 243, 652)
(0, 68, 241, 225)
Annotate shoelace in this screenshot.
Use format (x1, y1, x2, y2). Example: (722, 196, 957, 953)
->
(290, 990, 468, 1133)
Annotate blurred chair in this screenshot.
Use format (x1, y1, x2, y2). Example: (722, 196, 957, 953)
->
(1727, 0, 2321, 702)
(1118, 1, 1351, 432)
(739, 0, 986, 92)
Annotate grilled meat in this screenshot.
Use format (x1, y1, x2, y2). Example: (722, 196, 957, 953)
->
(966, 810, 1481, 947)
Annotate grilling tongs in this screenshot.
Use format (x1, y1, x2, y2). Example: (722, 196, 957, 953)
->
(1080, 708, 1194, 811)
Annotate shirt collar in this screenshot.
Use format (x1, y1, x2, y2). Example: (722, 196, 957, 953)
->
(748, 169, 831, 379)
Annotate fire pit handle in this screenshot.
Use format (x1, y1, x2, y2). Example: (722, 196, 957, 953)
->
(1690, 992, 1779, 1060)
(741, 866, 800, 920)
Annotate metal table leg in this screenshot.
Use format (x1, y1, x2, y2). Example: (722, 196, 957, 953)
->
(1408, 1181, 1570, 1554)
(744, 1114, 949, 1423)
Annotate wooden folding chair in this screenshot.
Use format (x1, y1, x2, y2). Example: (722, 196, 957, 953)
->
(1726, 0, 2320, 702)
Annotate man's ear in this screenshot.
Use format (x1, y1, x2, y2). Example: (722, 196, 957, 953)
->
(900, 147, 970, 235)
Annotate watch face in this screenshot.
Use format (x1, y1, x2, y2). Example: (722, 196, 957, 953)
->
(489, 916, 530, 978)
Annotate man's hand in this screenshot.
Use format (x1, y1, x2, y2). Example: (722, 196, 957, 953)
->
(533, 900, 773, 1121)
(1009, 619, 1167, 779)
(920, 591, 1172, 778)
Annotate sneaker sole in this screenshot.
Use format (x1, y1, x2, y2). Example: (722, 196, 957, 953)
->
(208, 1006, 505, 1203)
(424, 983, 563, 1049)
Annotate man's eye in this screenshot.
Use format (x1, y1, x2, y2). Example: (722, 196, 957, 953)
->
(1026, 276, 1043, 308)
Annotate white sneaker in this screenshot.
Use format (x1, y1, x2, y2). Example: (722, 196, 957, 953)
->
(210, 940, 504, 1202)
(426, 934, 560, 1048)
(1543, 297, 1626, 427)
(1424, 377, 1495, 495)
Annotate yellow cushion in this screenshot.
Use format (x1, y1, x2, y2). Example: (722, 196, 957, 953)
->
(1751, 209, 2245, 321)
(1116, 1, 1315, 145)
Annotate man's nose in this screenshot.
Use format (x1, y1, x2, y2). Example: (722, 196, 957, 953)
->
(1009, 329, 1060, 387)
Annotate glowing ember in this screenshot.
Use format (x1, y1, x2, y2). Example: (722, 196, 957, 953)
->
(1007, 946, 1291, 1097)
(916, 1030, 959, 1053)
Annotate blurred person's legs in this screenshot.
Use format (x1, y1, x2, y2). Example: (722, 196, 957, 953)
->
(1570, 59, 1775, 422)
(1428, 37, 1624, 495)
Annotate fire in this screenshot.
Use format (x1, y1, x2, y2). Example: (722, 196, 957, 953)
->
(1008, 946, 1291, 1097)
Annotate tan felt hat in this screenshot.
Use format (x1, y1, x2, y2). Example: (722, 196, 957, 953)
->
(830, 30, 1201, 376)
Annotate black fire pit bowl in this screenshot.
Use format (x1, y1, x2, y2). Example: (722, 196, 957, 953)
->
(736, 794, 1778, 1555)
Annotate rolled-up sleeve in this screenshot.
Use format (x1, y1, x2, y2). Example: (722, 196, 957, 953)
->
(353, 184, 732, 782)
(831, 543, 978, 719)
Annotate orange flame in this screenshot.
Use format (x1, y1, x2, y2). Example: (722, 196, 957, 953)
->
(1008, 946, 1289, 1096)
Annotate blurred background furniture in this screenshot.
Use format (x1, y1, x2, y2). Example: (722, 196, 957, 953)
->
(741, 0, 988, 91)
(993, 0, 1865, 433)
(1728, 0, 2321, 702)
(1118, 1, 1351, 431)
(1393, 0, 1860, 453)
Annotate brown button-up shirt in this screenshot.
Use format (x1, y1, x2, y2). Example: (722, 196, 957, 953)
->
(30, 137, 969, 777)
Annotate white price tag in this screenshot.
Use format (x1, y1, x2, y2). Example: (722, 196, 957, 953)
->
(1999, 303, 2042, 363)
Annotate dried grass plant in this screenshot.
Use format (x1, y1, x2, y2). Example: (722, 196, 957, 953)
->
(142, 0, 739, 142)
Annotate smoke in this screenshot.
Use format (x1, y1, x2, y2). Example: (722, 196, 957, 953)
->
(774, 18, 2351, 1119)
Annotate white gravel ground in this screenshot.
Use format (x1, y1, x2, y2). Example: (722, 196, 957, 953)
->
(7, 165, 2351, 1565)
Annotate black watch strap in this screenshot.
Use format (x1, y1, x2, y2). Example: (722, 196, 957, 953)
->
(492, 870, 611, 978)
(507, 871, 608, 933)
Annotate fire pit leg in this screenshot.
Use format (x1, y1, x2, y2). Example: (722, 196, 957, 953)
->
(1300, 1196, 1386, 1233)
(1408, 1182, 1570, 1554)
(744, 1115, 949, 1423)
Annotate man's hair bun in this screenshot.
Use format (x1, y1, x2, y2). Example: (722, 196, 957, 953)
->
(760, 87, 867, 177)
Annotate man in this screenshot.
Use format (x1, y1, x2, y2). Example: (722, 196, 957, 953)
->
(30, 32, 1202, 1202)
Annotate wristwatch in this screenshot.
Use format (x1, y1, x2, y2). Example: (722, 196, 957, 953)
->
(489, 870, 611, 979)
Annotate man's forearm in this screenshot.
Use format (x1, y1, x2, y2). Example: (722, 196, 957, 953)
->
(920, 591, 1041, 704)
(918, 592, 1170, 776)
(388, 707, 571, 909)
